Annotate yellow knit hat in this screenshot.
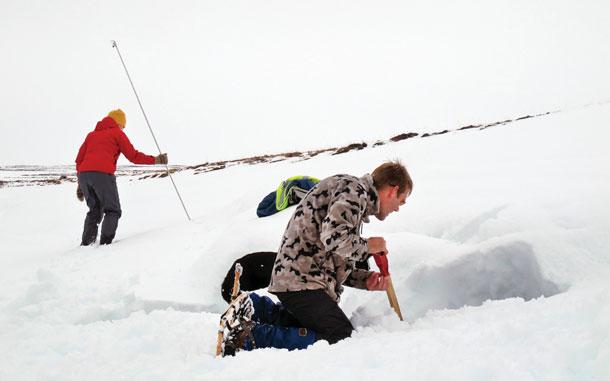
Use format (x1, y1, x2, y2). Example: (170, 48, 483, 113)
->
(108, 109, 126, 128)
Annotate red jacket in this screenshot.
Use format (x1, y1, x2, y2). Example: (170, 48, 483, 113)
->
(76, 116, 155, 174)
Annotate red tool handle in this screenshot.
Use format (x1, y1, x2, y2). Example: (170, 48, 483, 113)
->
(373, 253, 390, 276)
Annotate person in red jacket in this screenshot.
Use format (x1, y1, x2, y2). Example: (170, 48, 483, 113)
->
(75, 109, 168, 245)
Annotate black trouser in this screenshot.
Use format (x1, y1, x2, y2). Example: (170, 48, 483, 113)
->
(274, 289, 354, 344)
(78, 172, 122, 245)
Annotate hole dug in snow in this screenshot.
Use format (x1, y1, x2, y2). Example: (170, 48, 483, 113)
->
(404, 241, 563, 320)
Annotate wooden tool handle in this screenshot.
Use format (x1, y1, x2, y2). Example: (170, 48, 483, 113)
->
(215, 331, 224, 356)
(386, 276, 404, 321)
(231, 263, 243, 301)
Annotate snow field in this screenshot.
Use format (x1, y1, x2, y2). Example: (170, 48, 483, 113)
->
(1, 103, 609, 380)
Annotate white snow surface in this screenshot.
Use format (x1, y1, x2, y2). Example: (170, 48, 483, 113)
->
(1, 102, 610, 380)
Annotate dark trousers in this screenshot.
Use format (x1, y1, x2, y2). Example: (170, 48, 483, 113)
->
(247, 293, 316, 351)
(274, 290, 354, 344)
(78, 172, 122, 245)
(242, 290, 352, 351)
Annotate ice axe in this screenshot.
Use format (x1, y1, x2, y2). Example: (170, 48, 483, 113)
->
(373, 254, 404, 321)
(215, 263, 243, 356)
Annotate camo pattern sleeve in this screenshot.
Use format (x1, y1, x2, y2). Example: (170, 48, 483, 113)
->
(344, 268, 372, 290)
(268, 174, 379, 302)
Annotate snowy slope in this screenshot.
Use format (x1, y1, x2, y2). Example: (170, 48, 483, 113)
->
(1, 102, 609, 380)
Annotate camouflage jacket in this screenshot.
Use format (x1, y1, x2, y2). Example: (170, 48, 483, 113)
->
(268, 174, 380, 302)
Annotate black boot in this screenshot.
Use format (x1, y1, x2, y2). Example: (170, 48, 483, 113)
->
(81, 237, 96, 246)
(99, 235, 113, 245)
(81, 229, 97, 246)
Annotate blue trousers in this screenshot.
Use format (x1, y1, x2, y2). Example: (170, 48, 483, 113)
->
(245, 293, 316, 351)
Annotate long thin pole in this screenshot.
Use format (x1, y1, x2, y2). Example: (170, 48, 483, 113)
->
(111, 40, 191, 221)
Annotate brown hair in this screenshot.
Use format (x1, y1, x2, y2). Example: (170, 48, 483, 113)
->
(372, 160, 413, 195)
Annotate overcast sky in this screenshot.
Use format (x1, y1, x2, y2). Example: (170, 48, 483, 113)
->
(1, 0, 609, 165)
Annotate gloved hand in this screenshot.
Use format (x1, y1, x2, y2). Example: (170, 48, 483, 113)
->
(76, 185, 84, 202)
(366, 272, 389, 291)
(155, 153, 168, 165)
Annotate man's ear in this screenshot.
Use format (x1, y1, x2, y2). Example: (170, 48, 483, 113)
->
(390, 185, 399, 198)
(379, 185, 396, 198)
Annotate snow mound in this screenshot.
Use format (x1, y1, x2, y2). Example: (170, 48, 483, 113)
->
(403, 241, 562, 320)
